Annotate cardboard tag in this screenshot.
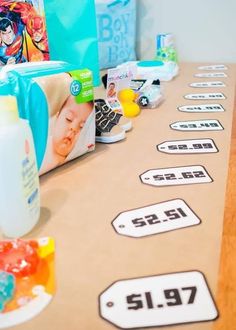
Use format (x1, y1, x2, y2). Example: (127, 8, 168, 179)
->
(184, 93, 226, 100)
(194, 72, 227, 78)
(197, 64, 228, 70)
(140, 165, 213, 187)
(170, 119, 224, 131)
(99, 271, 218, 329)
(112, 199, 201, 237)
(178, 104, 225, 113)
(157, 139, 218, 154)
(189, 81, 225, 88)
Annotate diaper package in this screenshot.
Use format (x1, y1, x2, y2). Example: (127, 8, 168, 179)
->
(2, 61, 95, 175)
(95, 0, 137, 69)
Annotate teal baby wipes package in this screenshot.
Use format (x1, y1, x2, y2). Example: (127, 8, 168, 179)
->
(5, 61, 95, 175)
(95, 0, 137, 69)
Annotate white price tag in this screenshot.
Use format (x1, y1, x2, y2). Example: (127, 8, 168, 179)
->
(184, 93, 226, 100)
(140, 165, 212, 187)
(194, 72, 227, 78)
(178, 104, 225, 112)
(112, 199, 201, 237)
(99, 271, 218, 329)
(189, 81, 225, 88)
(157, 138, 218, 154)
(170, 119, 224, 131)
(197, 64, 228, 70)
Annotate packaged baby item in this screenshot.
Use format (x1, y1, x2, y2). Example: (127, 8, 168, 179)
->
(95, 0, 137, 69)
(2, 61, 95, 175)
(0, 95, 40, 237)
(155, 33, 178, 63)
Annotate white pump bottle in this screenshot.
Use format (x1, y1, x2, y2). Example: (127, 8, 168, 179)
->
(0, 96, 40, 237)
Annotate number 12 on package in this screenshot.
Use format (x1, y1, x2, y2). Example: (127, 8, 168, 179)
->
(99, 271, 218, 329)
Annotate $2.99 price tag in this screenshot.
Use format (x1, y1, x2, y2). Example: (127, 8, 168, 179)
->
(112, 199, 201, 238)
(170, 119, 224, 131)
(157, 138, 218, 154)
(140, 165, 213, 187)
(99, 271, 218, 329)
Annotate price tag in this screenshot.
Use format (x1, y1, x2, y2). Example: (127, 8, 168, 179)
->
(112, 199, 201, 238)
(140, 165, 213, 187)
(194, 72, 227, 78)
(189, 81, 225, 88)
(157, 138, 218, 154)
(184, 93, 226, 100)
(170, 119, 224, 131)
(178, 103, 225, 112)
(99, 271, 218, 329)
(197, 64, 228, 70)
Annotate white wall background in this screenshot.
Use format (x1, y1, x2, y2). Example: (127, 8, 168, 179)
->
(136, 0, 236, 63)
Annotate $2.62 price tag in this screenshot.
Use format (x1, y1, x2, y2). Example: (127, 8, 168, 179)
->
(157, 138, 218, 154)
(178, 103, 225, 113)
(112, 199, 201, 238)
(184, 93, 226, 100)
(170, 119, 224, 131)
(99, 271, 218, 329)
(140, 165, 213, 187)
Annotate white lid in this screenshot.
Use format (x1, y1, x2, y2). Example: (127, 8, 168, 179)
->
(0, 96, 19, 127)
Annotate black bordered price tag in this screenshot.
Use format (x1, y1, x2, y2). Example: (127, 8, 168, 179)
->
(178, 103, 225, 112)
(197, 64, 228, 70)
(170, 119, 224, 131)
(189, 81, 225, 88)
(184, 93, 226, 100)
(112, 199, 201, 238)
(194, 72, 227, 78)
(157, 138, 218, 154)
(99, 271, 218, 329)
(140, 165, 213, 187)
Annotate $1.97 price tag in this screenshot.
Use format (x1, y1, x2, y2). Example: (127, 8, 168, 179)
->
(184, 93, 226, 100)
(157, 138, 218, 154)
(99, 271, 218, 329)
(140, 165, 213, 187)
(112, 199, 201, 238)
(178, 103, 225, 112)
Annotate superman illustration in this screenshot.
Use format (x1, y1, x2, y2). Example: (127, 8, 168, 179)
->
(0, 0, 49, 65)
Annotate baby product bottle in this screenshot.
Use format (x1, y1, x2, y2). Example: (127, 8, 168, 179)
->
(0, 96, 40, 237)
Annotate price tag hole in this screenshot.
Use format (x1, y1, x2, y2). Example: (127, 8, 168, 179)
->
(106, 301, 114, 308)
(119, 225, 125, 228)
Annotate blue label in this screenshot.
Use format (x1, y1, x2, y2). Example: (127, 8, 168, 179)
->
(70, 80, 81, 96)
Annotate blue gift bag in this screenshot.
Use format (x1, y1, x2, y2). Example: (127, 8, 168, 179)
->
(95, 0, 137, 69)
(44, 0, 100, 86)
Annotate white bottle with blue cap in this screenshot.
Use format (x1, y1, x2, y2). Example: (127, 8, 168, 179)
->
(0, 96, 40, 237)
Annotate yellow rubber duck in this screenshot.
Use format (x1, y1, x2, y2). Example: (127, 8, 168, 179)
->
(118, 89, 141, 118)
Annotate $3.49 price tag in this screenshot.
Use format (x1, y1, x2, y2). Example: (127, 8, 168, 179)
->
(178, 103, 225, 112)
(189, 81, 225, 88)
(194, 72, 227, 78)
(99, 271, 218, 329)
(184, 93, 226, 100)
(197, 64, 228, 70)
(157, 138, 218, 154)
(112, 199, 201, 238)
(140, 165, 213, 187)
(170, 119, 224, 131)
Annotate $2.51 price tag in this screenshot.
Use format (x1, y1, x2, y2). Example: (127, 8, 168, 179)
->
(157, 138, 218, 154)
(184, 93, 226, 100)
(99, 271, 218, 329)
(178, 103, 225, 112)
(112, 199, 201, 238)
(140, 165, 213, 187)
(170, 119, 224, 131)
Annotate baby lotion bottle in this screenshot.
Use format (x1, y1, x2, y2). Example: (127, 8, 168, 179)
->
(0, 96, 40, 237)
